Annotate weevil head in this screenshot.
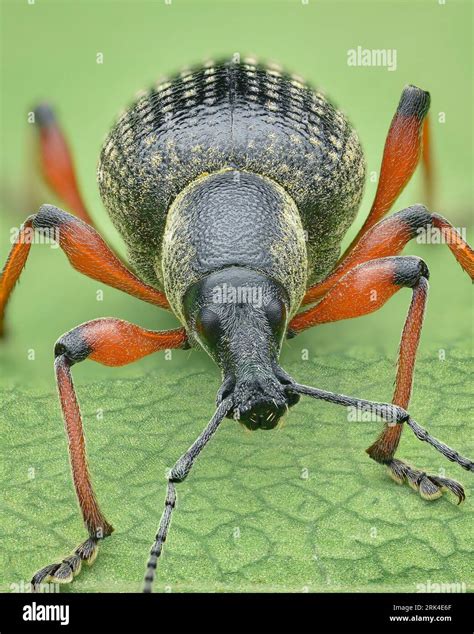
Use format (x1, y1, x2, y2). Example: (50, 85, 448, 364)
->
(183, 267, 300, 429)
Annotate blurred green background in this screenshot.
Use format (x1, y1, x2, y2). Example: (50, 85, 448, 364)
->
(0, 0, 472, 386)
(0, 0, 473, 593)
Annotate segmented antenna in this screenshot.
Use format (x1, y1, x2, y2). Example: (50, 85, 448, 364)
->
(290, 382, 474, 472)
(406, 417, 474, 472)
(143, 397, 233, 592)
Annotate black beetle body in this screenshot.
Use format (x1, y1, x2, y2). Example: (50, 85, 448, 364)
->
(98, 59, 366, 321)
(2, 54, 473, 594)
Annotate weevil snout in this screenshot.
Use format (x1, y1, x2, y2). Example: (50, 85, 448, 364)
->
(219, 372, 300, 430)
(183, 266, 300, 429)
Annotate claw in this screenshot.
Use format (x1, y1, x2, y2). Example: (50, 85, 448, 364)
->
(386, 459, 466, 504)
(430, 475, 466, 504)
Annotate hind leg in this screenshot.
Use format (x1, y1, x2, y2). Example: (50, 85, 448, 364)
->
(32, 103, 94, 225)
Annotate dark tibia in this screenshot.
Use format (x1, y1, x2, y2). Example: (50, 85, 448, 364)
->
(143, 397, 233, 593)
(290, 383, 474, 472)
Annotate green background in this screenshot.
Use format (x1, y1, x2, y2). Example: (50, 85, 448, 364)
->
(0, 0, 473, 592)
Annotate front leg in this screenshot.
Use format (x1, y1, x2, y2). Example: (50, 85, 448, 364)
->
(289, 256, 469, 503)
(32, 318, 187, 589)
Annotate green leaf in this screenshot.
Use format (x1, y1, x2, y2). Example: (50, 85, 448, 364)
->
(1, 349, 472, 593)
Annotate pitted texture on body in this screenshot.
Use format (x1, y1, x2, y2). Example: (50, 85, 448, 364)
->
(98, 59, 365, 293)
(162, 170, 307, 323)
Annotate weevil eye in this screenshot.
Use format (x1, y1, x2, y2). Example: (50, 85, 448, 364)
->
(195, 307, 222, 347)
(265, 298, 287, 341)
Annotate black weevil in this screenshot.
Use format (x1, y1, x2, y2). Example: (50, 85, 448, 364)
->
(1, 58, 473, 592)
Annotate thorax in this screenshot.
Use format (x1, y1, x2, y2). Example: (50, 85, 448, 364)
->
(159, 169, 308, 324)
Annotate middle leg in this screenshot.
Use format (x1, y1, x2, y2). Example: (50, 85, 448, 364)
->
(302, 204, 474, 304)
(1, 204, 170, 334)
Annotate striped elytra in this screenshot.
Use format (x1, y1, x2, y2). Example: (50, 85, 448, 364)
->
(98, 59, 366, 309)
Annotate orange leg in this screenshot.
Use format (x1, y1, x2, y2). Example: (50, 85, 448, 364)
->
(33, 104, 94, 225)
(421, 115, 434, 210)
(292, 256, 427, 334)
(304, 85, 434, 306)
(302, 205, 474, 305)
(0, 204, 169, 335)
(342, 85, 430, 260)
(290, 256, 466, 502)
(32, 318, 187, 589)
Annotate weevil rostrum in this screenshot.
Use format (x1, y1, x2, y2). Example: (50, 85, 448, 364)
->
(1, 58, 473, 593)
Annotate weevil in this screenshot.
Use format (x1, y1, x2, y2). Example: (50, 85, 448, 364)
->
(1, 58, 473, 593)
